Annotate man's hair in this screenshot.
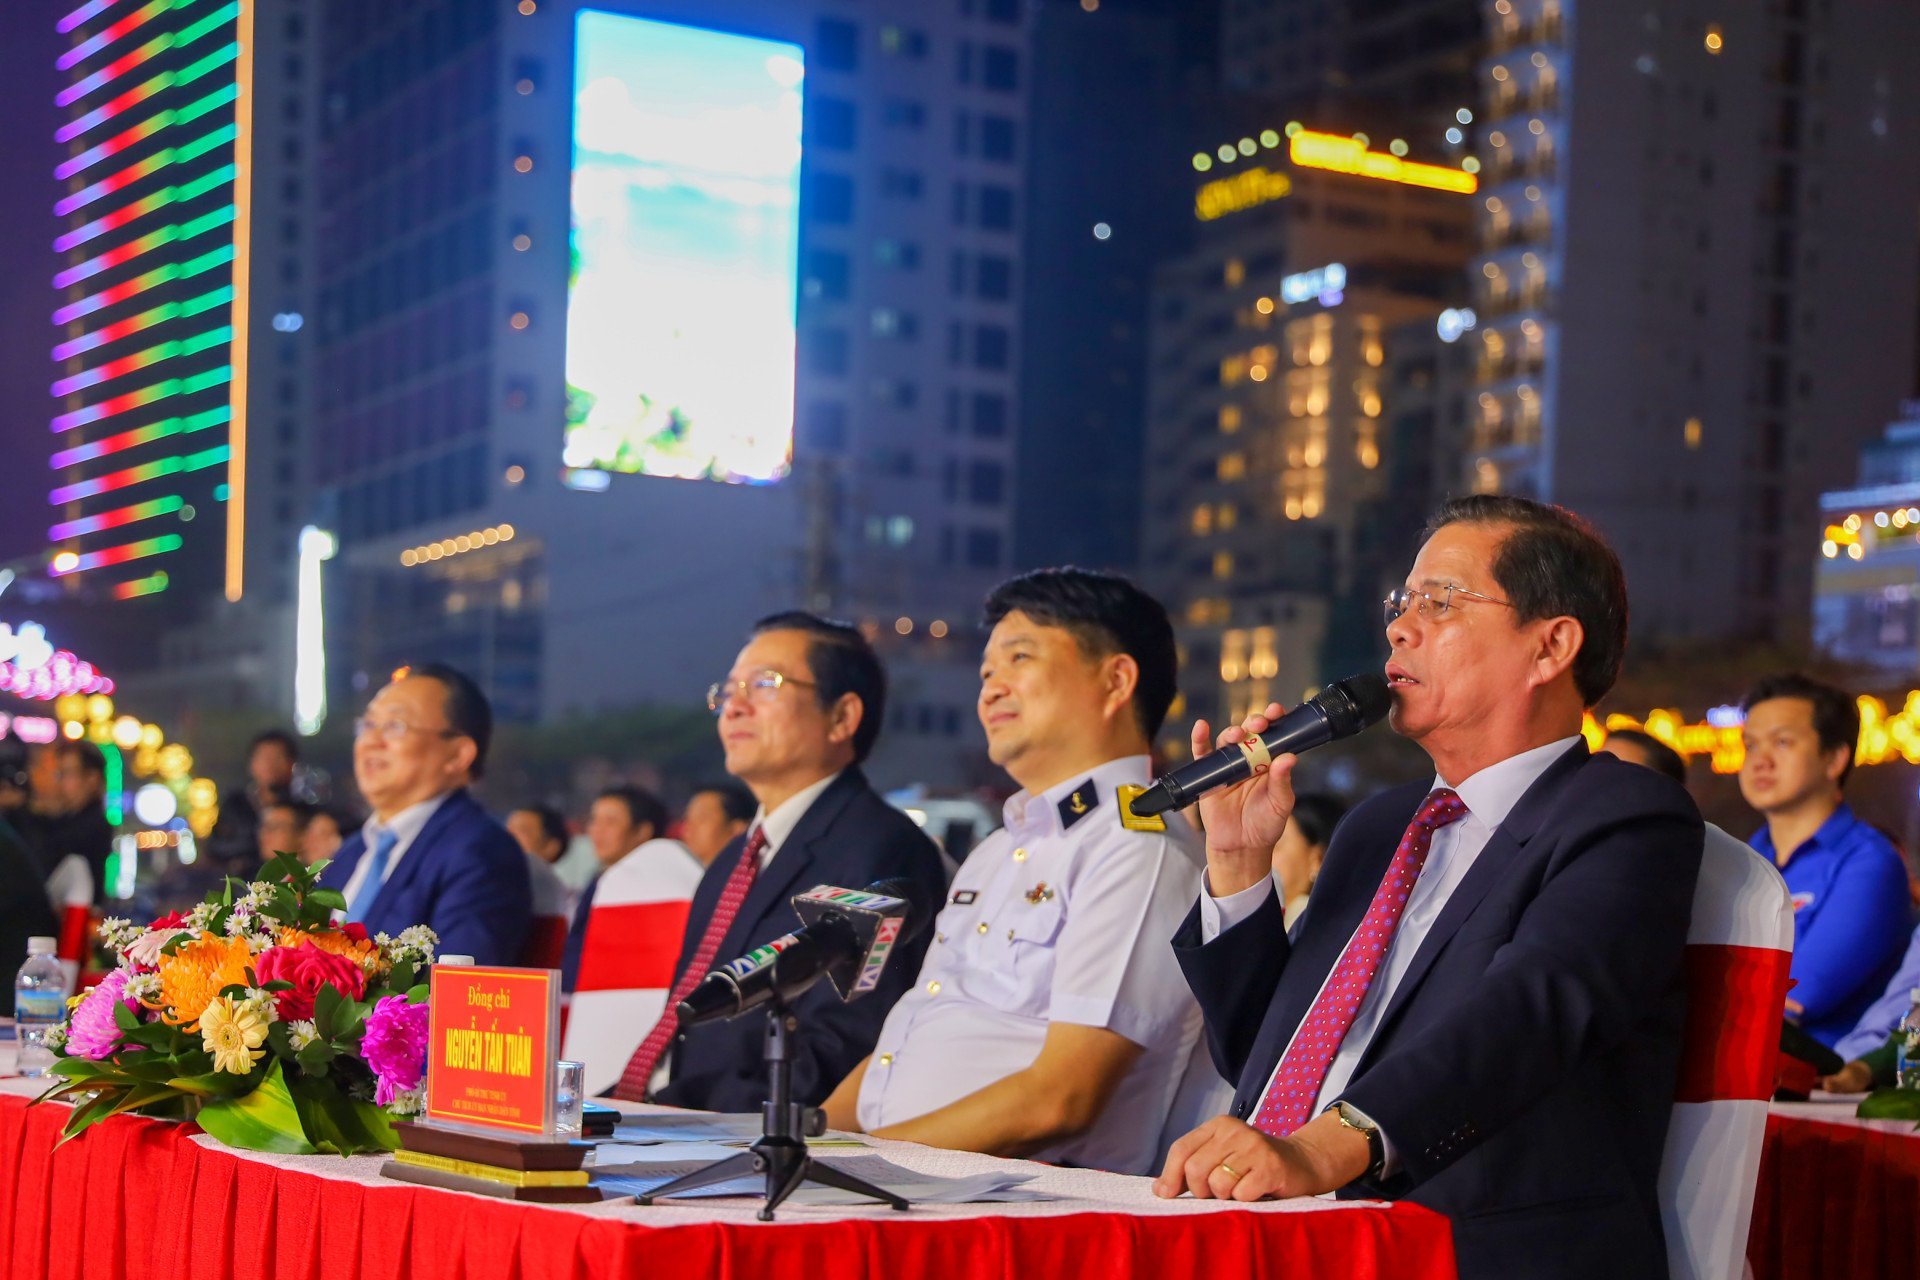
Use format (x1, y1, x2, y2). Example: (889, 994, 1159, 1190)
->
(1604, 728, 1688, 785)
(53, 739, 106, 781)
(248, 728, 299, 762)
(1421, 495, 1629, 708)
(312, 802, 360, 833)
(693, 781, 757, 826)
(1741, 672, 1861, 785)
(516, 803, 570, 849)
(405, 661, 493, 779)
(595, 784, 670, 840)
(982, 568, 1180, 738)
(1288, 792, 1349, 849)
(263, 798, 318, 828)
(750, 611, 888, 762)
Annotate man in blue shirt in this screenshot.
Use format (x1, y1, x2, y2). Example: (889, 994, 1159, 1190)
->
(1740, 673, 1913, 1046)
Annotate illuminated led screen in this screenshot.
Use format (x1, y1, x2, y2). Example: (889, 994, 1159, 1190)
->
(566, 12, 803, 484)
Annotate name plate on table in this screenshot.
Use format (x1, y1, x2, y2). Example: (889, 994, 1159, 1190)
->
(426, 965, 559, 1135)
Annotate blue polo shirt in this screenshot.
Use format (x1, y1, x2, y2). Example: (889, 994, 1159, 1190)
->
(1751, 803, 1914, 1046)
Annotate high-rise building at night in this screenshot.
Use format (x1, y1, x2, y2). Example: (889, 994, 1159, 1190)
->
(1143, 124, 1476, 742)
(1463, 0, 1920, 645)
(1220, 0, 1481, 116)
(300, 0, 1032, 785)
(46, 0, 315, 713)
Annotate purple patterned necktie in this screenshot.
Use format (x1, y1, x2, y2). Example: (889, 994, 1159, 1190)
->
(1252, 788, 1469, 1138)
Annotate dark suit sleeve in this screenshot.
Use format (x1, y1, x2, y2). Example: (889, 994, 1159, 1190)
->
(1339, 792, 1703, 1191)
(1173, 887, 1291, 1085)
(560, 877, 598, 993)
(428, 823, 533, 966)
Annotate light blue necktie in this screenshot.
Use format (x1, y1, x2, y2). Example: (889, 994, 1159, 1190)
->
(344, 828, 400, 924)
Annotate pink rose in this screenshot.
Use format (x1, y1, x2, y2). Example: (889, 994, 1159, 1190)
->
(254, 943, 369, 1021)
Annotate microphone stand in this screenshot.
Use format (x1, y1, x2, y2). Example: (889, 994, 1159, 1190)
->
(636, 996, 910, 1220)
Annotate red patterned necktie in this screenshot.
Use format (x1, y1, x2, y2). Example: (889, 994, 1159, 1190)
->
(1252, 788, 1469, 1138)
(611, 825, 767, 1101)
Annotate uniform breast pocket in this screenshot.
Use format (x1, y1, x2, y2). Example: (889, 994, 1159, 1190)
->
(987, 900, 1066, 1018)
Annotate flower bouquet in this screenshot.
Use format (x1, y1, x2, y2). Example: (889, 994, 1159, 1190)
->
(33, 852, 436, 1155)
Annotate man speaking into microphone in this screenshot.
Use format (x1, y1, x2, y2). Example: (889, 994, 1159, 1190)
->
(1156, 496, 1704, 1280)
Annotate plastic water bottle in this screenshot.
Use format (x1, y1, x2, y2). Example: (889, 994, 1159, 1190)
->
(1898, 988, 1920, 1091)
(14, 937, 66, 1078)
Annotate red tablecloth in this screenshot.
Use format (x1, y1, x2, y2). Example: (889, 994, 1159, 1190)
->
(0, 1094, 1455, 1280)
(1748, 1106, 1920, 1280)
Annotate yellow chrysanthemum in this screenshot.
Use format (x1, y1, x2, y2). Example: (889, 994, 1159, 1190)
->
(277, 926, 382, 975)
(151, 932, 254, 1029)
(200, 995, 270, 1075)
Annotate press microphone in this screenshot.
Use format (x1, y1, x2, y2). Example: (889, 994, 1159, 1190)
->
(676, 878, 933, 1027)
(1127, 672, 1392, 818)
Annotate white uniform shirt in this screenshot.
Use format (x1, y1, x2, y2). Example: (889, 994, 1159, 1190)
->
(857, 754, 1205, 1175)
(337, 790, 454, 914)
(1202, 736, 1580, 1163)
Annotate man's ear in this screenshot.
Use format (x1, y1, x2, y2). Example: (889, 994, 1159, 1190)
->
(1101, 652, 1141, 727)
(1531, 615, 1584, 690)
(827, 692, 864, 747)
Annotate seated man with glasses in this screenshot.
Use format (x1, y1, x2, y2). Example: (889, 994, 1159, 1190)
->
(605, 612, 948, 1111)
(319, 662, 532, 965)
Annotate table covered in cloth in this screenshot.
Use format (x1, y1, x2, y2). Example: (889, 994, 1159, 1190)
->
(0, 1080, 1455, 1280)
(1748, 1101, 1920, 1280)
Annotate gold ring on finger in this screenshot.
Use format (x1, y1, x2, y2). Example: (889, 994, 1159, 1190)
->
(1218, 1162, 1241, 1181)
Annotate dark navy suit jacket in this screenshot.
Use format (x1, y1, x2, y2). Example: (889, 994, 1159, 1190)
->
(652, 768, 948, 1113)
(318, 789, 532, 966)
(1176, 744, 1704, 1280)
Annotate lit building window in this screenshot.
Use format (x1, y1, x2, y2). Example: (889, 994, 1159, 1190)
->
(1223, 259, 1246, 287)
(1250, 627, 1280, 679)
(1474, 458, 1501, 494)
(1213, 551, 1234, 580)
(1217, 502, 1239, 530)
(1219, 404, 1242, 434)
(1220, 629, 1248, 682)
(1191, 505, 1214, 536)
(1684, 417, 1704, 449)
(1218, 452, 1247, 482)
(1356, 422, 1381, 469)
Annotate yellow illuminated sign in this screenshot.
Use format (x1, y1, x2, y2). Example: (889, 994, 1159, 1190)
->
(1585, 691, 1920, 775)
(1195, 167, 1293, 221)
(1287, 131, 1478, 194)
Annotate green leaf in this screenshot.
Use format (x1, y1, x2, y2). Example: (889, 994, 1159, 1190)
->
(167, 1070, 257, 1099)
(60, 1088, 125, 1143)
(295, 1040, 336, 1078)
(312, 982, 342, 1041)
(1858, 1087, 1920, 1122)
(112, 1000, 142, 1032)
(195, 1060, 317, 1154)
(406, 983, 428, 1003)
(286, 1071, 399, 1155)
(308, 889, 347, 912)
(51, 1057, 112, 1083)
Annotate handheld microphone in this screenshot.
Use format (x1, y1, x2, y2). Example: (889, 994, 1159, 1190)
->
(1127, 672, 1392, 818)
(676, 878, 932, 1028)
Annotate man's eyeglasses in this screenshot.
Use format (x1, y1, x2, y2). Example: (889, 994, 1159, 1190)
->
(1382, 583, 1513, 628)
(353, 716, 460, 743)
(707, 669, 816, 714)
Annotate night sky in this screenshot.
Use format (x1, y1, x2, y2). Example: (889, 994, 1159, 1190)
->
(0, 12, 68, 566)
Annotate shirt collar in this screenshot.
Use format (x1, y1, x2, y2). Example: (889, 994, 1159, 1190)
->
(752, 769, 844, 857)
(1003, 754, 1153, 837)
(1436, 736, 1583, 830)
(1751, 801, 1856, 858)
(365, 789, 455, 852)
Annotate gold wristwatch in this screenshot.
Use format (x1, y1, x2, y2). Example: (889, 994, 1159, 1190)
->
(1330, 1101, 1385, 1178)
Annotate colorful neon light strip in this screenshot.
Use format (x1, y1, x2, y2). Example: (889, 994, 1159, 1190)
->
(48, 445, 226, 503)
(0, 653, 115, 698)
(58, 0, 126, 35)
(54, 44, 235, 145)
(49, 495, 183, 540)
(55, 123, 234, 217)
(53, 241, 231, 322)
(50, 324, 230, 397)
(53, 164, 233, 252)
(49, 405, 227, 468)
(50, 366, 230, 434)
(111, 572, 168, 600)
(53, 208, 232, 289)
(54, 112, 168, 181)
(57, 6, 235, 109)
(48, 535, 185, 576)
(58, 0, 173, 72)
(51, 285, 230, 359)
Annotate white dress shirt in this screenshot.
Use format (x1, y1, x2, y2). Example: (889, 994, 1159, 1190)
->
(1202, 736, 1581, 1161)
(749, 769, 844, 869)
(337, 790, 455, 915)
(858, 755, 1206, 1174)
